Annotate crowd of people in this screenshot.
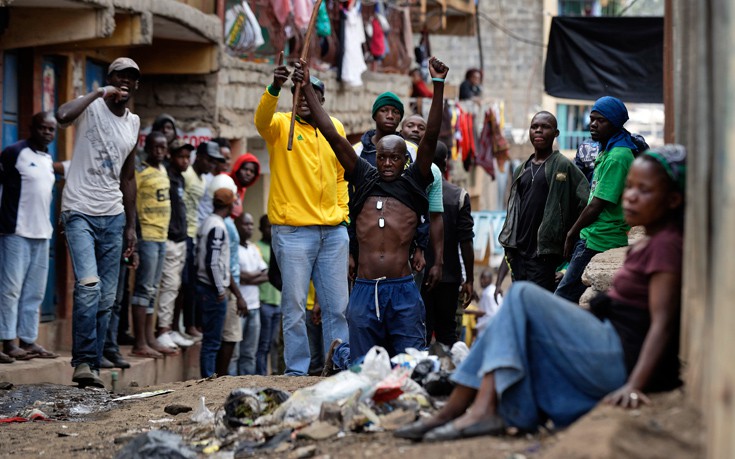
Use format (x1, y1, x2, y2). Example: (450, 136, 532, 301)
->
(0, 54, 686, 441)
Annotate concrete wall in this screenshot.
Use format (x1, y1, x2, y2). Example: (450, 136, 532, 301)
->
(429, 0, 545, 132)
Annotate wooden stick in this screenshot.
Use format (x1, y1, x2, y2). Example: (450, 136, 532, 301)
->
(287, 0, 324, 151)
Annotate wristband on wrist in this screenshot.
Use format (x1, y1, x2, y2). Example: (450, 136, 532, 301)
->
(99, 87, 107, 98)
(432, 77, 445, 83)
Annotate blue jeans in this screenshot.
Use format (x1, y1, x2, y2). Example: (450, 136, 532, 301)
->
(197, 283, 227, 378)
(0, 235, 49, 342)
(62, 211, 125, 369)
(255, 303, 281, 375)
(554, 239, 601, 303)
(233, 310, 261, 375)
(104, 262, 128, 355)
(452, 281, 626, 430)
(271, 224, 349, 376)
(131, 240, 166, 314)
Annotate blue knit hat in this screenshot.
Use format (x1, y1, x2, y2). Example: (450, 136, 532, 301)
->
(372, 92, 404, 120)
(591, 96, 629, 129)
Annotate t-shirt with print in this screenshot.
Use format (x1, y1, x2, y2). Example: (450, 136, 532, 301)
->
(580, 146, 634, 252)
(0, 140, 55, 239)
(136, 163, 171, 242)
(238, 241, 267, 310)
(182, 166, 205, 239)
(61, 97, 140, 216)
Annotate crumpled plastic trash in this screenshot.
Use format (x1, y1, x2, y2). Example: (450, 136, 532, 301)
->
(223, 387, 290, 428)
(259, 346, 391, 425)
(114, 430, 197, 459)
(190, 396, 214, 424)
(450, 341, 470, 366)
(373, 366, 428, 403)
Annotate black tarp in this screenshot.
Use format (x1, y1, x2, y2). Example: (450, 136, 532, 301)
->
(544, 17, 664, 103)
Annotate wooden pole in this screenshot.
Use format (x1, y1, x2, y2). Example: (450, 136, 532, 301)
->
(287, 0, 324, 151)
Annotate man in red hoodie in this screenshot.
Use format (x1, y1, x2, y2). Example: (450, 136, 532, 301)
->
(230, 153, 261, 218)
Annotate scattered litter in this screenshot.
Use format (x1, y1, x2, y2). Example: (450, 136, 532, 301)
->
(111, 389, 174, 402)
(114, 430, 197, 459)
(148, 417, 175, 423)
(288, 445, 317, 459)
(190, 396, 214, 424)
(223, 387, 290, 428)
(377, 408, 415, 430)
(57, 432, 79, 437)
(234, 428, 292, 456)
(450, 341, 470, 366)
(0, 382, 13, 390)
(19, 408, 51, 420)
(164, 404, 193, 415)
(296, 421, 341, 440)
(69, 405, 93, 416)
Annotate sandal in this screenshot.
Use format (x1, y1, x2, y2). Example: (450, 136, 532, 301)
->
(5, 347, 32, 361)
(0, 352, 15, 364)
(20, 343, 59, 359)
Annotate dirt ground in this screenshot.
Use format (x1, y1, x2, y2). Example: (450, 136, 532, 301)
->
(0, 376, 702, 459)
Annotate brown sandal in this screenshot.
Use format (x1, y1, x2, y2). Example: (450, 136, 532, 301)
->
(0, 352, 15, 364)
(20, 343, 59, 359)
(5, 347, 32, 361)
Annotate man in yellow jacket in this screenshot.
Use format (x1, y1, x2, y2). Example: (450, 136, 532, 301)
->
(254, 63, 350, 376)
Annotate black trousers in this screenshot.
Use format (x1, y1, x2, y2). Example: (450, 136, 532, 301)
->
(506, 249, 562, 293)
(422, 281, 461, 346)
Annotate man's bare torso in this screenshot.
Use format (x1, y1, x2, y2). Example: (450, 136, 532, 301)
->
(356, 196, 418, 280)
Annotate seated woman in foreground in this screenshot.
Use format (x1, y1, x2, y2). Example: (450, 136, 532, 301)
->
(396, 145, 687, 442)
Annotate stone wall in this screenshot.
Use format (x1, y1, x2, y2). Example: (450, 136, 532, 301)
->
(136, 50, 411, 147)
(428, 0, 545, 132)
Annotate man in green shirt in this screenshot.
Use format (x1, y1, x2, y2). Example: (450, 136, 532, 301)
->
(254, 215, 282, 375)
(555, 96, 636, 303)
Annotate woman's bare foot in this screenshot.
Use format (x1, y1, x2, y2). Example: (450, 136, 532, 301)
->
(150, 341, 179, 356)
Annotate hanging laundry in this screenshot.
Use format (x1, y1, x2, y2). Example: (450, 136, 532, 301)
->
(316, 0, 332, 37)
(368, 15, 386, 59)
(271, 0, 291, 26)
(224, 1, 265, 55)
(455, 103, 476, 172)
(340, 4, 368, 87)
(292, 0, 313, 30)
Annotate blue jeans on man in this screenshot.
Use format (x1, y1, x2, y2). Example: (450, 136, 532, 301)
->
(104, 261, 128, 356)
(554, 239, 601, 303)
(197, 283, 227, 378)
(255, 303, 281, 375)
(271, 224, 350, 376)
(231, 311, 261, 375)
(131, 240, 166, 313)
(62, 211, 125, 369)
(0, 235, 49, 343)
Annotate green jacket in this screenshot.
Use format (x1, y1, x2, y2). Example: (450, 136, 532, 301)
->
(499, 151, 589, 257)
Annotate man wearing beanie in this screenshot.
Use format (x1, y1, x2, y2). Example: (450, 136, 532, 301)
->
(555, 96, 636, 303)
(254, 62, 350, 376)
(197, 187, 235, 377)
(351, 93, 446, 294)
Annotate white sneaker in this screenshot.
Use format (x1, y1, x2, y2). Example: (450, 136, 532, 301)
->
(156, 332, 180, 350)
(169, 331, 194, 348)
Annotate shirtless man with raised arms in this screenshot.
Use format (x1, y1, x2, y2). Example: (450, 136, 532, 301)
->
(292, 56, 449, 366)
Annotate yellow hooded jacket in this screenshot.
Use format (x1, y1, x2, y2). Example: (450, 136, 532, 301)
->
(255, 88, 349, 227)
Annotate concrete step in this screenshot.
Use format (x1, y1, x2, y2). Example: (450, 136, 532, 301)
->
(0, 344, 201, 391)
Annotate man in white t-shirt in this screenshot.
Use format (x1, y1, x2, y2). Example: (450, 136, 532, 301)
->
(231, 212, 268, 375)
(0, 112, 61, 363)
(56, 57, 141, 388)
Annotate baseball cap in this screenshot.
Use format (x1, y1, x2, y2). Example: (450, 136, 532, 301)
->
(291, 76, 325, 94)
(213, 188, 236, 208)
(107, 57, 141, 77)
(196, 141, 225, 161)
(169, 138, 195, 153)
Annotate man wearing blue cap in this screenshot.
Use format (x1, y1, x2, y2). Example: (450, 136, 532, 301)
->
(254, 63, 350, 376)
(555, 96, 637, 303)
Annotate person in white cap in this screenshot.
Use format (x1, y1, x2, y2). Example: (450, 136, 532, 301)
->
(55, 57, 141, 387)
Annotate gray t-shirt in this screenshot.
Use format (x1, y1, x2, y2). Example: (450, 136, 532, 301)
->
(61, 97, 140, 216)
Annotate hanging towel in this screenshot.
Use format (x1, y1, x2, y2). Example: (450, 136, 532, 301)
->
(341, 4, 368, 86)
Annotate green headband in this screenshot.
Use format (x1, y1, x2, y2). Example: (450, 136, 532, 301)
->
(642, 145, 687, 193)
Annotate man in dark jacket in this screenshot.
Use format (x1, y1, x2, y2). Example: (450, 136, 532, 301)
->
(497, 111, 589, 293)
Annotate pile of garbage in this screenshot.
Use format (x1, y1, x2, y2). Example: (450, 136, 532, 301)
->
(116, 342, 469, 457)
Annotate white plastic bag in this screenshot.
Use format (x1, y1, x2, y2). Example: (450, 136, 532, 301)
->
(451, 342, 470, 366)
(190, 396, 214, 424)
(361, 346, 392, 381)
